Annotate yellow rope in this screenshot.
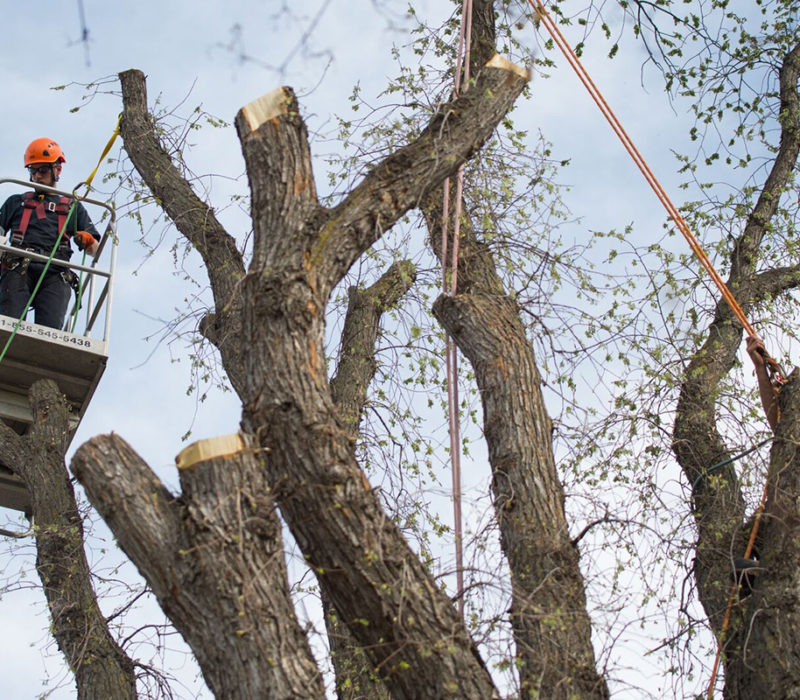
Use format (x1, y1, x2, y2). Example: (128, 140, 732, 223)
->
(66, 113, 123, 331)
(74, 113, 122, 197)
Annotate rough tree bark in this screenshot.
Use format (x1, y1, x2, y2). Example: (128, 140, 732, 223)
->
(420, 4, 608, 697)
(720, 370, 800, 698)
(672, 41, 800, 697)
(425, 202, 608, 698)
(0, 380, 136, 700)
(325, 259, 415, 700)
(72, 45, 530, 699)
(433, 287, 608, 699)
(72, 434, 324, 699)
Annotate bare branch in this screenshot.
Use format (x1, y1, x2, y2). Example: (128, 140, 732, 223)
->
(118, 69, 246, 349)
(330, 259, 416, 434)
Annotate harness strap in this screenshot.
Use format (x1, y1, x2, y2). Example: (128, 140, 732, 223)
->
(13, 192, 73, 245)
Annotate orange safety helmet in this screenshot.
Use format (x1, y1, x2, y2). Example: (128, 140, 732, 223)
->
(24, 138, 66, 166)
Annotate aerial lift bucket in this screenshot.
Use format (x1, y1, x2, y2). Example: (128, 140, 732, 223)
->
(0, 179, 117, 533)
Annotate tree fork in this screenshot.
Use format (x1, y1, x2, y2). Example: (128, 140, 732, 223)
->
(115, 52, 527, 697)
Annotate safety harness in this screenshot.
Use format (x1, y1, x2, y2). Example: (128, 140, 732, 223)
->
(3, 192, 79, 294)
(10, 191, 73, 248)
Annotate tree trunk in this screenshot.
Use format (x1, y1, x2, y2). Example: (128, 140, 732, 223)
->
(671, 41, 800, 697)
(93, 52, 529, 698)
(0, 380, 136, 700)
(721, 371, 800, 698)
(434, 291, 608, 699)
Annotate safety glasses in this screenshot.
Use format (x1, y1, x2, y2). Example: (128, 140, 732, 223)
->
(27, 165, 53, 176)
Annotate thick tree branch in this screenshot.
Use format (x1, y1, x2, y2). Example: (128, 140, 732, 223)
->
(118, 69, 246, 362)
(71, 435, 184, 590)
(321, 56, 527, 294)
(419, 13, 605, 682)
(235, 87, 323, 273)
(330, 259, 416, 433)
(672, 41, 800, 643)
(752, 263, 800, 300)
(0, 419, 23, 467)
(72, 433, 324, 698)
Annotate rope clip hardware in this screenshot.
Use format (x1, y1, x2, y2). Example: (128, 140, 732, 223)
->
(72, 181, 90, 200)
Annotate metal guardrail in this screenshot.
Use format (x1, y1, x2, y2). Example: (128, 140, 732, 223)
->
(0, 178, 117, 342)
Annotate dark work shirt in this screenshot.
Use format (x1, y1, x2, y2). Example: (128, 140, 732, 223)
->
(0, 192, 100, 260)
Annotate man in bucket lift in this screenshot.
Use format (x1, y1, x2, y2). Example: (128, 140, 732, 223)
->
(0, 138, 100, 329)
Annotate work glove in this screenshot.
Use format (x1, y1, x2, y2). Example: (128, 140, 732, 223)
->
(74, 230, 96, 251)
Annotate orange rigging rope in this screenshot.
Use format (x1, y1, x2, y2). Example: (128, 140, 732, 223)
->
(705, 481, 768, 698)
(525, 2, 783, 696)
(527, 0, 766, 345)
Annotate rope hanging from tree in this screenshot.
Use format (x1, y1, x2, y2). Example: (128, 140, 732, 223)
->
(442, 0, 473, 618)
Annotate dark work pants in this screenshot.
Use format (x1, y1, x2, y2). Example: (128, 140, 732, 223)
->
(0, 262, 71, 329)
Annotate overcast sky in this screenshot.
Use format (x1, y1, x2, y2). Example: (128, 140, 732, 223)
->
(0, 1, 712, 697)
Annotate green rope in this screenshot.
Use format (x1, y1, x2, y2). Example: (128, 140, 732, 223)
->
(0, 198, 80, 365)
(691, 437, 774, 493)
